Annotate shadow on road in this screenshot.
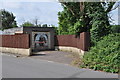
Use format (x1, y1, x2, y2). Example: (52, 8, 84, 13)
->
(31, 54, 46, 56)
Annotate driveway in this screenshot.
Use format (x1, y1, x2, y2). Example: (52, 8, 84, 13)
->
(31, 51, 75, 65)
(2, 54, 118, 78)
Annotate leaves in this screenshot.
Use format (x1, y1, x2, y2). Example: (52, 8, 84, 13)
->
(0, 9, 18, 30)
(58, 2, 115, 37)
(82, 33, 120, 73)
(20, 21, 34, 27)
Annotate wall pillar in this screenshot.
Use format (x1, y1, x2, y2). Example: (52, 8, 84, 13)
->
(79, 32, 90, 51)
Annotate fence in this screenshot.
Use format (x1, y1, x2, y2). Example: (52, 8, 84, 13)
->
(0, 34, 30, 49)
(55, 32, 90, 51)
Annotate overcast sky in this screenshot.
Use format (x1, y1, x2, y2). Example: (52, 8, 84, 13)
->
(0, 0, 119, 27)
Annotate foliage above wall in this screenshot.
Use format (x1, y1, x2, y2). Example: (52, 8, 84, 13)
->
(20, 21, 35, 27)
(21, 21, 51, 28)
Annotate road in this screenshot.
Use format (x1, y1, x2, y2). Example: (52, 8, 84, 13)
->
(2, 54, 118, 78)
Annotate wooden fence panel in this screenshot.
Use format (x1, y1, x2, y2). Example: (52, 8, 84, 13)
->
(55, 32, 90, 51)
(0, 34, 30, 49)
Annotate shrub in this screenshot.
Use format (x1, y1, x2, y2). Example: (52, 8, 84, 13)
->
(81, 33, 120, 73)
(111, 25, 120, 33)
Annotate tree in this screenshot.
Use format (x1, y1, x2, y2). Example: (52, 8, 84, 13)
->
(51, 24, 59, 35)
(42, 24, 48, 27)
(34, 18, 39, 27)
(20, 21, 34, 27)
(89, 2, 116, 43)
(58, 1, 117, 42)
(32, 17, 41, 27)
(38, 24, 42, 27)
(58, 2, 80, 35)
(0, 9, 18, 30)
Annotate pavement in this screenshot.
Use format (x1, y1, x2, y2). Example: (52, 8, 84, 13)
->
(1, 53, 118, 78)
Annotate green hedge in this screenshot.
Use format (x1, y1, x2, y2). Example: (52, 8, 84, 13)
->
(81, 33, 120, 73)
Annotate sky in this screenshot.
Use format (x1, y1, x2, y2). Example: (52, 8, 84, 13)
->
(0, 0, 119, 27)
(0, 1, 63, 27)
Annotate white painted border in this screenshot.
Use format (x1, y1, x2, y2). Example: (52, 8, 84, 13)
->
(55, 46, 85, 56)
(0, 47, 31, 56)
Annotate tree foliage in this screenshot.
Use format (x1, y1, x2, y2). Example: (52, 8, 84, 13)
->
(58, 2, 116, 42)
(20, 21, 34, 27)
(42, 24, 48, 27)
(0, 9, 18, 30)
(58, 2, 80, 35)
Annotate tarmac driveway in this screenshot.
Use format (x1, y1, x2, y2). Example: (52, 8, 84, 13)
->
(30, 51, 75, 65)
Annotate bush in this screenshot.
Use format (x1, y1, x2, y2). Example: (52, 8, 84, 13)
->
(111, 25, 120, 33)
(81, 33, 120, 73)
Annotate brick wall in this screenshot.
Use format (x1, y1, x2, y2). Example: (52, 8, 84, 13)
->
(0, 34, 30, 49)
(55, 32, 90, 51)
(0, 32, 90, 51)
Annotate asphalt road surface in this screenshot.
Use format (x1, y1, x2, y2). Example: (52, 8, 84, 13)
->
(2, 54, 118, 78)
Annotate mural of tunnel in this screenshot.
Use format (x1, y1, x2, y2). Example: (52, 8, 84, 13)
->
(34, 32, 49, 50)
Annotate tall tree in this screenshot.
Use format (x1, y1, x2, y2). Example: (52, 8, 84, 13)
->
(0, 9, 18, 30)
(58, 2, 80, 35)
(58, 1, 116, 42)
